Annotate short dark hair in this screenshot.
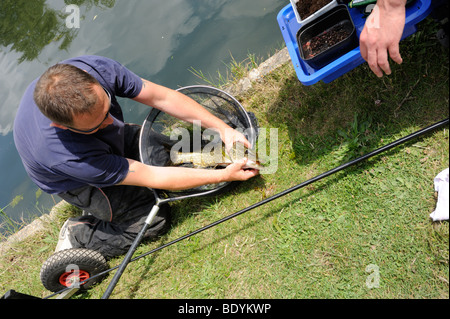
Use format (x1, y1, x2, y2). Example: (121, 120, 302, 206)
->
(33, 63, 100, 126)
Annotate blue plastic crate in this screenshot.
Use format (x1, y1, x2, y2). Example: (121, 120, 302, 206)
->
(277, 0, 435, 85)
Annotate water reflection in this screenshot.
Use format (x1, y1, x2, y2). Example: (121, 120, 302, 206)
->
(0, 0, 117, 136)
(0, 0, 115, 64)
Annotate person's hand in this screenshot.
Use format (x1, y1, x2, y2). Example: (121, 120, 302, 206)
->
(219, 127, 252, 152)
(223, 158, 259, 182)
(359, 3, 406, 77)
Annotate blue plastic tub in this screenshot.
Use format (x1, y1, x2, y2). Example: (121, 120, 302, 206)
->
(277, 0, 436, 85)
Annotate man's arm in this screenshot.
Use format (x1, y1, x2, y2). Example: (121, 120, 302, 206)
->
(126, 78, 259, 191)
(359, 0, 407, 77)
(118, 158, 258, 191)
(132, 79, 251, 149)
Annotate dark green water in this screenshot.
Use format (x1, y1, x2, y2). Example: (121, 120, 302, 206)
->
(0, 0, 287, 229)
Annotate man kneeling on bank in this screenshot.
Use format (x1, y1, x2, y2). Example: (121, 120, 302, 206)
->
(13, 55, 258, 259)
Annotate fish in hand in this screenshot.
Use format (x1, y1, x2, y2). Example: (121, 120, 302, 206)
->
(170, 141, 264, 170)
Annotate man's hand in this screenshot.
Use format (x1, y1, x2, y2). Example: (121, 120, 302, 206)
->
(359, 1, 406, 77)
(219, 127, 252, 152)
(222, 158, 259, 182)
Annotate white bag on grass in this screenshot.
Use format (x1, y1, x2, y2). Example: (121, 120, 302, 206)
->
(429, 168, 449, 222)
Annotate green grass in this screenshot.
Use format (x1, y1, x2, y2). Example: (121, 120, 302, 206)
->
(0, 18, 448, 299)
(189, 51, 265, 87)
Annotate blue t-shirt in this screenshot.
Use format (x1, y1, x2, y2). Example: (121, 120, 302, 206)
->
(13, 55, 143, 194)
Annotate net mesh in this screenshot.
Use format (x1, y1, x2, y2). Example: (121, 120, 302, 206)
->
(139, 86, 258, 197)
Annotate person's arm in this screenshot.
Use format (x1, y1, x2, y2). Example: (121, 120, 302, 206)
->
(132, 79, 251, 149)
(359, 0, 406, 77)
(118, 158, 258, 191)
(125, 79, 259, 191)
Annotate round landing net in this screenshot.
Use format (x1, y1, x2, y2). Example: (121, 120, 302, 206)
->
(139, 85, 258, 198)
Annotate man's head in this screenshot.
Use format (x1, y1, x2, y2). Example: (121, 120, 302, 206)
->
(34, 63, 113, 134)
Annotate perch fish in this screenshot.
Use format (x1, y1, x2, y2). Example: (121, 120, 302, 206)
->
(171, 142, 264, 170)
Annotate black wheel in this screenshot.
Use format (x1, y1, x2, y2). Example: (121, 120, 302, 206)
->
(40, 248, 109, 293)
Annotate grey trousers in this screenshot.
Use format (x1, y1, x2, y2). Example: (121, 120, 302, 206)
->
(57, 124, 171, 259)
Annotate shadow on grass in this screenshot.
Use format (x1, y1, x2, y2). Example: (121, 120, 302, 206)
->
(266, 17, 448, 168)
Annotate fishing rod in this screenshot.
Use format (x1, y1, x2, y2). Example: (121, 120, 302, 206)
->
(43, 117, 448, 299)
(116, 118, 449, 263)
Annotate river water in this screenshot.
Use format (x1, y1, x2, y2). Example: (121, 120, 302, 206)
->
(0, 0, 287, 230)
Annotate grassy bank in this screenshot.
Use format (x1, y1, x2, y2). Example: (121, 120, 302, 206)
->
(0, 18, 448, 299)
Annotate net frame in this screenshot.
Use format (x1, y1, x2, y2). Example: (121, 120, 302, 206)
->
(138, 85, 258, 198)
